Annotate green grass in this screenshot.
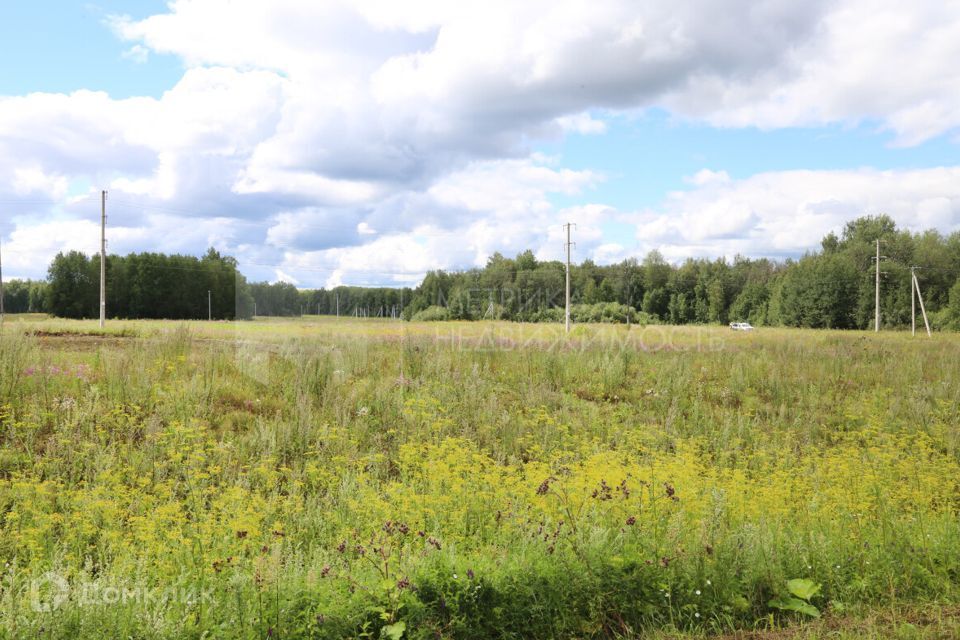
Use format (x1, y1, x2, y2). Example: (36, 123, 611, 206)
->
(0, 316, 958, 638)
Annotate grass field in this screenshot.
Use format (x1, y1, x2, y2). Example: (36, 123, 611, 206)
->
(0, 315, 959, 639)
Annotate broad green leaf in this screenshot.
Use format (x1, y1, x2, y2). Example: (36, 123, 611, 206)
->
(769, 597, 821, 618)
(787, 578, 821, 601)
(382, 621, 406, 640)
(791, 600, 821, 618)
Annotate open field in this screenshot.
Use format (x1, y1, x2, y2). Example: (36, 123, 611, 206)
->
(0, 315, 959, 638)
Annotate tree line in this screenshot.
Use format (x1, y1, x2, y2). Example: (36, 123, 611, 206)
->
(393, 216, 960, 329)
(9, 215, 960, 329)
(29, 249, 253, 320)
(248, 282, 412, 319)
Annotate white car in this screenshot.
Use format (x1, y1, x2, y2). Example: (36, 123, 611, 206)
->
(729, 322, 754, 331)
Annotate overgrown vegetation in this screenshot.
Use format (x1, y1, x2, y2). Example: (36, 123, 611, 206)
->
(0, 317, 958, 638)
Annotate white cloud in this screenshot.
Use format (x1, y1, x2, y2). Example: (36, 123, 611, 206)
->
(632, 166, 960, 260)
(1, 211, 247, 280)
(121, 44, 150, 64)
(666, 1, 960, 145)
(427, 157, 599, 216)
(4, 219, 104, 276)
(555, 112, 608, 135)
(593, 242, 629, 263)
(255, 158, 611, 285)
(3, 0, 960, 285)
(12, 166, 69, 198)
(685, 169, 731, 187)
(273, 269, 299, 285)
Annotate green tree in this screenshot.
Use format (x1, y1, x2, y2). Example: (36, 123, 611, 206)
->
(46, 251, 95, 318)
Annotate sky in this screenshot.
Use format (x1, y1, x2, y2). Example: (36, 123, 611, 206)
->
(1, 0, 959, 287)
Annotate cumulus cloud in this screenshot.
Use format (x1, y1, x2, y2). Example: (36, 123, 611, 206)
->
(632, 167, 960, 261)
(3, 0, 960, 284)
(665, 1, 960, 145)
(121, 44, 150, 64)
(253, 158, 610, 286)
(12, 166, 69, 198)
(555, 113, 608, 135)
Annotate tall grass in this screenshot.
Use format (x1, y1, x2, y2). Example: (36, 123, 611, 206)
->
(0, 318, 958, 638)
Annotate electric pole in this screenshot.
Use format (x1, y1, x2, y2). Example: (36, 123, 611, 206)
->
(912, 268, 931, 337)
(99, 190, 107, 328)
(911, 267, 917, 337)
(874, 239, 880, 332)
(871, 239, 887, 332)
(563, 222, 575, 333)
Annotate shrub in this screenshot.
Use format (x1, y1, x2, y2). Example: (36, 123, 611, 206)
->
(411, 305, 451, 322)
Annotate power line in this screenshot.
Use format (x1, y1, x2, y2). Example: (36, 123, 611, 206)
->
(108, 198, 238, 218)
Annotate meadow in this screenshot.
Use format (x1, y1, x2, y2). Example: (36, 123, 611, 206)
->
(0, 315, 958, 639)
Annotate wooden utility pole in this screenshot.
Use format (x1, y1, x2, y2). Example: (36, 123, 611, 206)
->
(911, 267, 917, 336)
(99, 190, 107, 328)
(912, 269, 931, 337)
(563, 222, 575, 333)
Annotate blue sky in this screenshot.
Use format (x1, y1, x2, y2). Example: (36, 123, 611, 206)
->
(543, 111, 960, 212)
(1, 1, 959, 286)
(0, 3, 181, 98)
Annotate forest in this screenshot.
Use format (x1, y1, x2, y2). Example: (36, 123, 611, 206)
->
(14, 249, 253, 320)
(9, 215, 960, 329)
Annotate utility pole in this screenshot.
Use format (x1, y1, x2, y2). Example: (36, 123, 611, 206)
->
(912, 269, 931, 337)
(563, 222, 575, 333)
(911, 267, 917, 337)
(871, 239, 887, 332)
(874, 239, 880, 332)
(208, 290, 212, 321)
(99, 190, 107, 328)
